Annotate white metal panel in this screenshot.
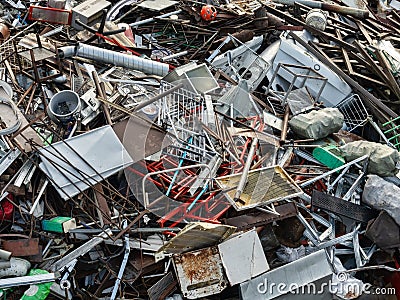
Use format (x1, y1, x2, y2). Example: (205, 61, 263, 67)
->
(218, 229, 270, 285)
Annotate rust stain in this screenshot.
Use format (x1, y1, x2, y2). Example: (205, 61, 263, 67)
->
(179, 248, 220, 283)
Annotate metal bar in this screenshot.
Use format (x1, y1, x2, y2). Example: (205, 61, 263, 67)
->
(129, 10, 182, 27)
(274, 0, 369, 18)
(134, 83, 184, 112)
(0, 273, 57, 289)
(52, 229, 112, 271)
(29, 179, 48, 215)
(110, 220, 130, 300)
(233, 137, 258, 202)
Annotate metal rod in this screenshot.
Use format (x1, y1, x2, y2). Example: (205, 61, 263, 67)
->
(273, 0, 369, 18)
(233, 137, 258, 202)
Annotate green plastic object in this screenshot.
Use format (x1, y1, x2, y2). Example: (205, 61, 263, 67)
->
(42, 216, 76, 233)
(20, 269, 53, 300)
(313, 145, 345, 170)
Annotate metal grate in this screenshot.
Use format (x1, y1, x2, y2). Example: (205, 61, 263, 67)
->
(335, 94, 369, 132)
(157, 81, 209, 164)
(312, 190, 378, 223)
(382, 116, 400, 150)
(215, 165, 302, 210)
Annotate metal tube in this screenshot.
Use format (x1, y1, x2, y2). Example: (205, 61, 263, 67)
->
(29, 179, 48, 215)
(110, 220, 129, 300)
(280, 105, 290, 143)
(0, 273, 57, 289)
(273, 0, 369, 18)
(300, 155, 368, 188)
(233, 138, 258, 202)
(128, 10, 182, 27)
(161, 51, 188, 62)
(60, 44, 169, 77)
(0, 250, 11, 261)
(52, 229, 112, 271)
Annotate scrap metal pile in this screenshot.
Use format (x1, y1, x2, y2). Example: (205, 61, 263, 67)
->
(0, 0, 399, 298)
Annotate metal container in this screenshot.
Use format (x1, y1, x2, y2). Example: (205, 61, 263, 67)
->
(306, 9, 328, 31)
(141, 103, 159, 120)
(47, 90, 81, 123)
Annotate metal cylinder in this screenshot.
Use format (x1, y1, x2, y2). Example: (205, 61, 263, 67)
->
(47, 90, 81, 123)
(306, 9, 328, 31)
(59, 44, 169, 77)
(0, 250, 12, 261)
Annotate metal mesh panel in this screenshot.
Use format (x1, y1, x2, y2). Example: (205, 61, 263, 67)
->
(215, 166, 302, 210)
(335, 94, 369, 132)
(157, 81, 209, 164)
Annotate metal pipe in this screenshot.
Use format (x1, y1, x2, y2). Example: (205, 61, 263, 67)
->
(110, 220, 129, 300)
(280, 105, 290, 143)
(233, 137, 258, 202)
(59, 44, 169, 77)
(0, 273, 57, 289)
(0, 250, 11, 261)
(273, 0, 369, 18)
(129, 10, 182, 27)
(52, 229, 112, 271)
(161, 51, 188, 62)
(300, 155, 368, 188)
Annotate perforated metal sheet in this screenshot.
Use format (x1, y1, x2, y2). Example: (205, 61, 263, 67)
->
(312, 190, 378, 223)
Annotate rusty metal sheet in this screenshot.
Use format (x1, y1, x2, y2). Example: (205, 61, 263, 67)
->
(2, 238, 39, 257)
(173, 247, 228, 299)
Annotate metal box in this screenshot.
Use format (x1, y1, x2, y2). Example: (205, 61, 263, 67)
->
(173, 246, 228, 299)
(71, 0, 111, 30)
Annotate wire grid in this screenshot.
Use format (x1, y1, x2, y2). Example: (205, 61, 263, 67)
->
(157, 81, 204, 126)
(164, 134, 212, 164)
(382, 116, 400, 150)
(215, 166, 302, 210)
(158, 81, 209, 164)
(335, 94, 369, 132)
(0, 42, 30, 74)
